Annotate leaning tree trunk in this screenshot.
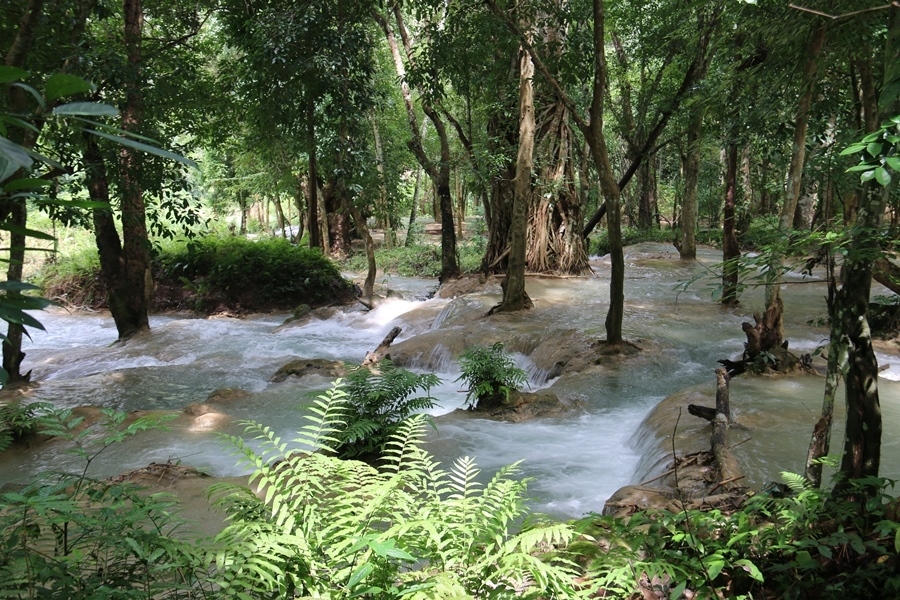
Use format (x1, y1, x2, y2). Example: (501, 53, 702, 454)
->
(765, 23, 827, 341)
(306, 93, 321, 249)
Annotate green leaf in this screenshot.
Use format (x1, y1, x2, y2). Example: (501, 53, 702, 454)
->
(0, 281, 41, 293)
(0, 221, 56, 241)
(886, 157, 900, 171)
(705, 557, 725, 580)
(86, 129, 197, 168)
(847, 164, 876, 172)
(840, 144, 866, 156)
(11, 82, 45, 110)
(3, 178, 51, 192)
(894, 528, 900, 553)
(0, 66, 28, 84)
(0, 137, 35, 175)
(867, 142, 885, 158)
(44, 73, 92, 102)
(669, 581, 687, 599)
(734, 559, 764, 582)
(347, 562, 374, 589)
(861, 169, 877, 182)
(52, 102, 118, 117)
(874, 167, 892, 186)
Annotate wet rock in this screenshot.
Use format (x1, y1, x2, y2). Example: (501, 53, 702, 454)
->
(463, 390, 582, 423)
(271, 358, 346, 382)
(388, 331, 469, 370)
(183, 403, 214, 416)
(437, 275, 502, 299)
(603, 485, 673, 518)
(206, 387, 251, 404)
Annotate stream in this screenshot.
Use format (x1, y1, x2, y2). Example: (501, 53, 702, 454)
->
(4, 243, 900, 519)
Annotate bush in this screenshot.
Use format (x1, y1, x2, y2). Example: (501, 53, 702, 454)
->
(0, 408, 209, 599)
(156, 235, 354, 310)
(456, 342, 527, 410)
(342, 244, 443, 278)
(336, 362, 440, 462)
(591, 225, 673, 256)
(211, 381, 581, 599)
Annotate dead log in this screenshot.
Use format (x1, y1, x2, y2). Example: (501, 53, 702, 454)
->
(715, 367, 731, 423)
(362, 326, 402, 366)
(688, 404, 716, 421)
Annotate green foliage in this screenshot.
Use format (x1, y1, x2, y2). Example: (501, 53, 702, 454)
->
(842, 115, 900, 186)
(156, 235, 353, 310)
(337, 362, 440, 461)
(211, 380, 581, 598)
(591, 226, 673, 256)
(456, 343, 527, 410)
(343, 243, 443, 277)
(0, 407, 208, 599)
(0, 401, 52, 451)
(581, 474, 900, 599)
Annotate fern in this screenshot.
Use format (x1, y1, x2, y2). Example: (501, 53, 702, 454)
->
(212, 379, 583, 599)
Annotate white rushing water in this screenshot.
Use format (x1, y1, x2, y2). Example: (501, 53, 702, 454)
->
(4, 243, 900, 519)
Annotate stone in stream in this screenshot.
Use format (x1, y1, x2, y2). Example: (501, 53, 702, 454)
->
(270, 358, 347, 382)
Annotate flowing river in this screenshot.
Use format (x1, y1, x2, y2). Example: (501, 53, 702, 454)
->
(3, 243, 900, 519)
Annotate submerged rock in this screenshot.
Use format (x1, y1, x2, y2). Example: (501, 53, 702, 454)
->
(206, 387, 251, 404)
(271, 358, 346, 382)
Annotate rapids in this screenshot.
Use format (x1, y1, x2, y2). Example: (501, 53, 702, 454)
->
(4, 243, 899, 519)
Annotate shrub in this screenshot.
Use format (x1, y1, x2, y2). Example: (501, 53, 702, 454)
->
(156, 235, 354, 310)
(0, 401, 52, 451)
(211, 381, 581, 599)
(456, 342, 527, 410)
(0, 408, 209, 599)
(336, 362, 440, 462)
(591, 225, 673, 256)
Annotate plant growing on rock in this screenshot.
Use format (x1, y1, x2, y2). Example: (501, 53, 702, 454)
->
(337, 361, 440, 461)
(457, 342, 528, 410)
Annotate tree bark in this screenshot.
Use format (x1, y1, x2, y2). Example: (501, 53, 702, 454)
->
(496, 47, 535, 313)
(836, 5, 898, 485)
(111, 0, 151, 339)
(306, 93, 321, 249)
(678, 107, 703, 260)
(722, 142, 739, 307)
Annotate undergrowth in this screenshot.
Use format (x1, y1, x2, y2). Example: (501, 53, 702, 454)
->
(4, 385, 900, 598)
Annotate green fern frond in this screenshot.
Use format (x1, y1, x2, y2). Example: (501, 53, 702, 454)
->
(781, 471, 811, 494)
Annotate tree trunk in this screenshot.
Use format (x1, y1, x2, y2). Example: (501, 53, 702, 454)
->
(1, 0, 46, 382)
(374, 6, 458, 281)
(529, 100, 591, 274)
(806, 256, 846, 488)
(112, 0, 151, 339)
(836, 5, 898, 486)
(496, 47, 535, 313)
(722, 142, 739, 307)
(766, 23, 827, 340)
(1, 199, 28, 383)
(678, 106, 703, 260)
(306, 93, 321, 249)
